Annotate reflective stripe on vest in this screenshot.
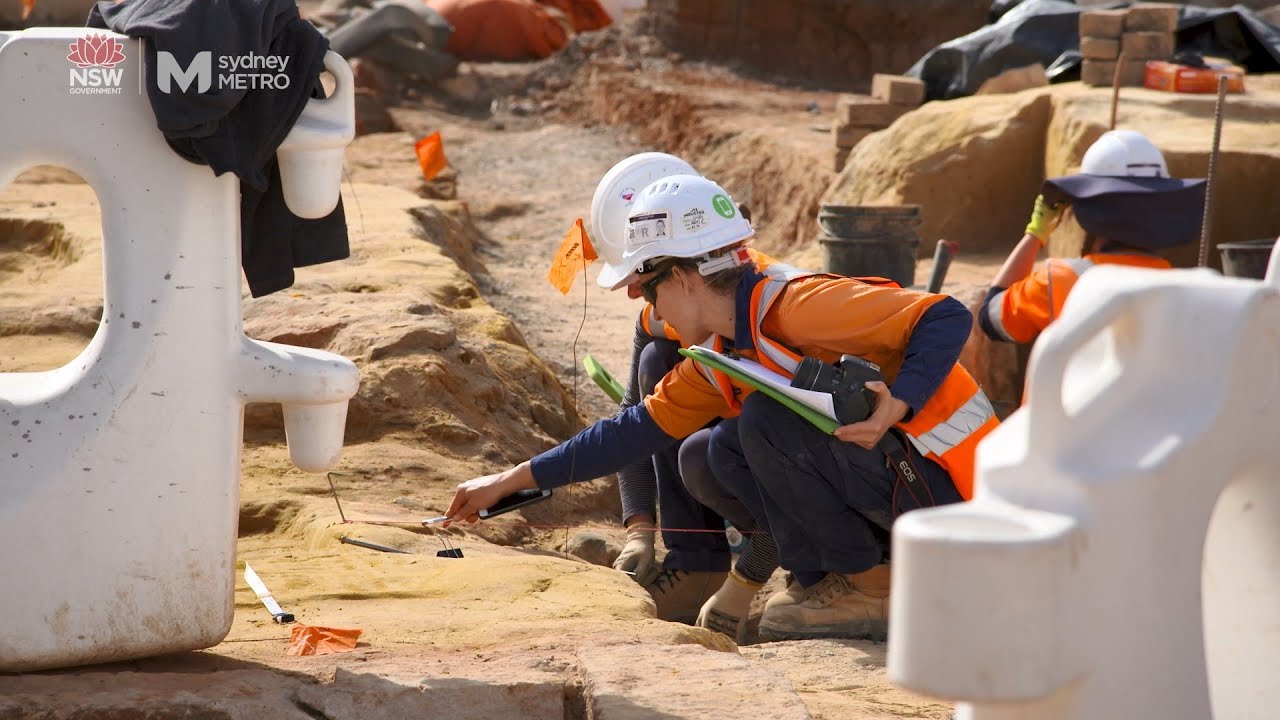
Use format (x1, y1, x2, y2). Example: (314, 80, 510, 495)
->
(693, 334, 740, 411)
(903, 391, 996, 458)
(748, 265, 813, 374)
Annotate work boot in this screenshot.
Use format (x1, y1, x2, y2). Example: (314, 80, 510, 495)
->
(644, 568, 728, 624)
(761, 572, 805, 613)
(696, 570, 764, 644)
(757, 565, 890, 641)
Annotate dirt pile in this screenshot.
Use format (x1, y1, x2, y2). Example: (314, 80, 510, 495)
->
(641, 0, 988, 92)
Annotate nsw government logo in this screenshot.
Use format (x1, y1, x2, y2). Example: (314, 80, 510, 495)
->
(67, 34, 126, 95)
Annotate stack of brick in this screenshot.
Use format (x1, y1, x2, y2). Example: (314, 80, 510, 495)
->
(1080, 3, 1179, 88)
(831, 74, 925, 172)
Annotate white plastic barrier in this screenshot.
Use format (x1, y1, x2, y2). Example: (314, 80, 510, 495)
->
(889, 263, 1280, 719)
(0, 29, 359, 671)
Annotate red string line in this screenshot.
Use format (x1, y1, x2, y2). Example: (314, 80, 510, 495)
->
(340, 519, 763, 535)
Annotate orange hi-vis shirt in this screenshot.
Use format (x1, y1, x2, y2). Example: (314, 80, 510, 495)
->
(985, 253, 1173, 344)
(643, 274, 946, 439)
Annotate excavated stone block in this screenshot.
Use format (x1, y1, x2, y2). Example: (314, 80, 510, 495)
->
(832, 146, 853, 173)
(833, 122, 874, 149)
(1080, 36, 1121, 60)
(1081, 59, 1144, 87)
(580, 644, 812, 720)
(871, 73, 926, 106)
(294, 669, 566, 719)
(1079, 10, 1125, 38)
(1124, 3, 1179, 33)
(1122, 31, 1175, 60)
(835, 95, 911, 128)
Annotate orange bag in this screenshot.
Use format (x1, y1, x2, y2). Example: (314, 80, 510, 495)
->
(286, 625, 362, 656)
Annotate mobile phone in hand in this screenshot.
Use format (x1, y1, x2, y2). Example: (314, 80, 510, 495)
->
(478, 488, 552, 519)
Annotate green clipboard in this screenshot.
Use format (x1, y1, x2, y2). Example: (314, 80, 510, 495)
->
(583, 354, 626, 404)
(678, 347, 840, 435)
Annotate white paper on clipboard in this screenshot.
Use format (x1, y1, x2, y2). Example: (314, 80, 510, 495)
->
(687, 345, 838, 421)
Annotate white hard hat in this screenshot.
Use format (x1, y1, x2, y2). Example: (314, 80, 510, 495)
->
(608, 174, 754, 291)
(1080, 130, 1170, 178)
(591, 152, 698, 289)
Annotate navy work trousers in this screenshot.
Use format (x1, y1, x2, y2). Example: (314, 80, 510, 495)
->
(707, 393, 963, 575)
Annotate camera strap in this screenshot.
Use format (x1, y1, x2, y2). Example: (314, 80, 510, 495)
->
(878, 430, 936, 516)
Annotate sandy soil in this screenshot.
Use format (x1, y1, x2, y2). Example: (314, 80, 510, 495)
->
(0, 18, 1041, 720)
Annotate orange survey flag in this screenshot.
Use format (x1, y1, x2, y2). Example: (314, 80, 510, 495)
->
(547, 219, 597, 295)
(286, 624, 362, 656)
(415, 132, 448, 181)
(21, 0, 36, 19)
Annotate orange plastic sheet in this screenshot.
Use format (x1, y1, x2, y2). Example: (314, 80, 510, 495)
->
(547, 218, 596, 294)
(286, 625, 363, 656)
(538, 0, 613, 32)
(426, 0, 569, 61)
(415, 132, 448, 181)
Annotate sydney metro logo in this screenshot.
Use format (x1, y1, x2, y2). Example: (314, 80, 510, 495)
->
(68, 34, 126, 95)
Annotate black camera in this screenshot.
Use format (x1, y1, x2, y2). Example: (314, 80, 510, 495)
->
(790, 355, 884, 425)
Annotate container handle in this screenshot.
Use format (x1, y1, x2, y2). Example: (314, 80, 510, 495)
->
(1025, 289, 1143, 449)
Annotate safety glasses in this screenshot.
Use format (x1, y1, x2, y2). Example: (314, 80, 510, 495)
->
(639, 266, 674, 306)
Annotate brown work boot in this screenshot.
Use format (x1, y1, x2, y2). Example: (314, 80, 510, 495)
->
(761, 572, 805, 613)
(644, 568, 729, 624)
(757, 566, 890, 641)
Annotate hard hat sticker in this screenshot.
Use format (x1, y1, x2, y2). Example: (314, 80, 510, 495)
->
(711, 195, 736, 219)
(628, 210, 672, 246)
(620, 186, 636, 203)
(682, 207, 707, 232)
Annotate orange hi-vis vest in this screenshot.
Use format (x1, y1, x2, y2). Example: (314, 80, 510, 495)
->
(690, 264, 998, 500)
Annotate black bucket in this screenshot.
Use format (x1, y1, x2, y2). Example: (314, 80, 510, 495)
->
(817, 205, 921, 287)
(1218, 238, 1277, 280)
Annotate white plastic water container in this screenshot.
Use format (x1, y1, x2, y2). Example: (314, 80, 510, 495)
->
(0, 29, 359, 671)
(889, 263, 1280, 719)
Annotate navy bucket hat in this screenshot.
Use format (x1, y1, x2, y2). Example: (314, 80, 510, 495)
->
(1042, 130, 1206, 250)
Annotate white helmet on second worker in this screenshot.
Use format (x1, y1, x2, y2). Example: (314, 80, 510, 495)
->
(608, 174, 754, 290)
(591, 152, 699, 289)
(1080, 129, 1170, 178)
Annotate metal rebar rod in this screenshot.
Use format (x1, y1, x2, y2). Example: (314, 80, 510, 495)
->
(1110, 53, 1126, 130)
(1199, 75, 1229, 268)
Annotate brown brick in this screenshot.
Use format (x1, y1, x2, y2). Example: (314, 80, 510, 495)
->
(870, 73, 925, 106)
(835, 95, 910, 128)
(832, 122, 874, 149)
(1080, 36, 1120, 60)
(1082, 59, 1146, 87)
(1124, 3, 1179, 33)
(1122, 31, 1175, 60)
(831, 146, 852, 173)
(1081, 59, 1115, 87)
(1079, 10, 1125, 38)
